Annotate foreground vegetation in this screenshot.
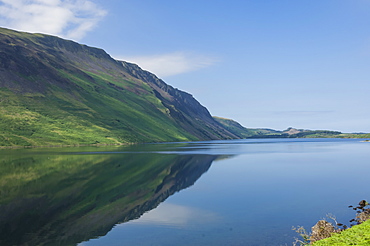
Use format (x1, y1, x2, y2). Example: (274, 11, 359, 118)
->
(294, 200, 370, 245)
(312, 220, 370, 245)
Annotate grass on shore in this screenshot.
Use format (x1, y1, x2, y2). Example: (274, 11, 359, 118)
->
(312, 219, 370, 245)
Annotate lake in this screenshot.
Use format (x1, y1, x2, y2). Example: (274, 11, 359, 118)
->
(0, 138, 369, 245)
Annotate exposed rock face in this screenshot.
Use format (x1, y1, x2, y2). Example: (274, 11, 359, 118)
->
(283, 127, 302, 135)
(356, 200, 370, 223)
(310, 220, 335, 242)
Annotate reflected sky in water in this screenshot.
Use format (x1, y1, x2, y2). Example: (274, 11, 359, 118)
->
(129, 203, 221, 227)
(77, 138, 370, 246)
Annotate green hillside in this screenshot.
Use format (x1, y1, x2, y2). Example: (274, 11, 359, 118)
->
(213, 116, 280, 138)
(0, 27, 238, 147)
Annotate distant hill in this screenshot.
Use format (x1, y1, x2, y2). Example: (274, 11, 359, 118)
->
(0, 27, 240, 147)
(213, 116, 280, 138)
(213, 117, 349, 139)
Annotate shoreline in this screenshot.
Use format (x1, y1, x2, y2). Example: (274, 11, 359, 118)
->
(0, 137, 369, 150)
(0, 142, 136, 150)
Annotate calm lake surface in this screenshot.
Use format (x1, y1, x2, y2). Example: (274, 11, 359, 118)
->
(1, 138, 369, 246)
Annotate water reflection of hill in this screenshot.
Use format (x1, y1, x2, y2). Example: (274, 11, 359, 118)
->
(0, 146, 226, 246)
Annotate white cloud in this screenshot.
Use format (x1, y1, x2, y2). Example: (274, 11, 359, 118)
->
(0, 0, 106, 40)
(123, 52, 219, 77)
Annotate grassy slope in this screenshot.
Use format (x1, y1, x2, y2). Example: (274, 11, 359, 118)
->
(339, 133, 370, 138)
(0, 28, 202, 146)
(312, 220, 370, 245)
(0, 76, 195, 146)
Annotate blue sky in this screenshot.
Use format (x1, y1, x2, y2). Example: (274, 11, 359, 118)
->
(1, 0, 370, 132)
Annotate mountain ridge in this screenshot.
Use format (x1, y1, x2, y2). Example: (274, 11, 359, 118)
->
(0, 27, 240, 147)
(0, 27, 367, 147)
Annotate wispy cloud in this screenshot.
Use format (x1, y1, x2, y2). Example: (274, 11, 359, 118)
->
(123, 52, 219, 77)
(0, 0, 106, 40)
